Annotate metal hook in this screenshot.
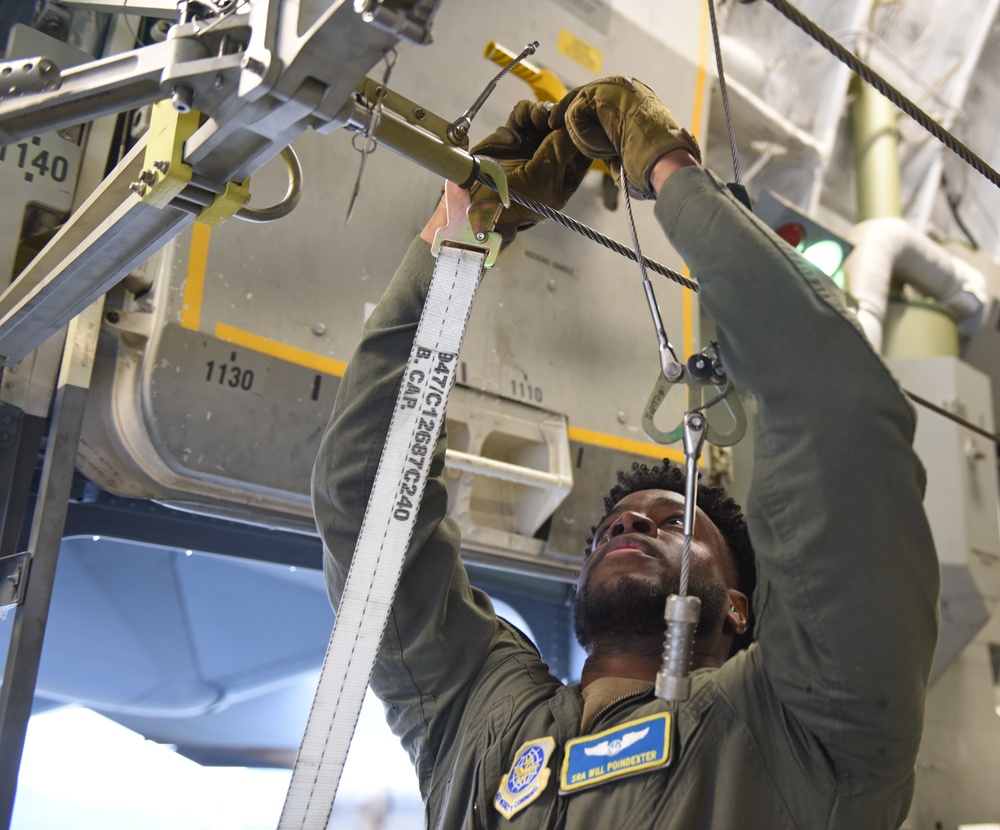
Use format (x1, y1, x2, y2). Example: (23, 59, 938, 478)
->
(641, 352, 747, 447)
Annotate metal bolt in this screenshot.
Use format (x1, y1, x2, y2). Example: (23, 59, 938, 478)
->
(0, 433, 9, 443)
(414, 107, 426, 120)
(215, 74, 225, 90)
(105, 310, 120, 324)
(241, 55, 266, 76)
(546, 279, 557, 291)
(139, 168, 157, 185)
(171, 85, 194, 113)
(617, 411, 627, 424)
(476, 232, 486, 241)
(153, 160, 170, 173)
(1, 415, 12, 425)
(311, 323, 327, 336)
(128, 181, 147, 196)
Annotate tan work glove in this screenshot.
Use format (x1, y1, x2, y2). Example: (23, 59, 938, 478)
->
(468, 99, 591, 247)
(562, 76, 701, 199)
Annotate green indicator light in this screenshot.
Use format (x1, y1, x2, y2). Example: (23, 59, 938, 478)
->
(801, 240, 846, 279)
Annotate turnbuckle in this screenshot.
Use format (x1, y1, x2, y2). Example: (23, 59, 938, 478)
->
(655, 411, 707, 703)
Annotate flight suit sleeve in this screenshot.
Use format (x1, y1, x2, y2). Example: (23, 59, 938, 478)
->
(311, 237, 500, 788)
(654, 168, 940, 797)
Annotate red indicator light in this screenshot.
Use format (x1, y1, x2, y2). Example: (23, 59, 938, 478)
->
(776, 222, 806, 248)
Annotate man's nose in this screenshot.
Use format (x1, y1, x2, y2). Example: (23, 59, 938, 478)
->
(610, 511, 656, 538)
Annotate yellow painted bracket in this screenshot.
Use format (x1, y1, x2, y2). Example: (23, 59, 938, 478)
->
(484, 41, 611, 177)
(484, 40, 567, 103)
(197, 179, 251, 227)
(140, 100, 199, 208)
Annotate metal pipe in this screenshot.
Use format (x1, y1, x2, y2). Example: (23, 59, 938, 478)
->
(851, 77, 902, 221)
(444, 449, 570, 489)
(845, 217, 987, 352)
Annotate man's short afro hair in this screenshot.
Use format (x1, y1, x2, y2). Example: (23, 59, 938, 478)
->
(587, 459, 757, 653)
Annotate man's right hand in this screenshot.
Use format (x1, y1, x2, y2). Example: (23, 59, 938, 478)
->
(562, 76, 701, 199)
(466, 99, 591, 247)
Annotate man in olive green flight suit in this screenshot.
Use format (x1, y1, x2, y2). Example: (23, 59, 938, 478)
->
(312, 77, 939, 829)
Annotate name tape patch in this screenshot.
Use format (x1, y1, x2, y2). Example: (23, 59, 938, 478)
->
(560, 712, 672, 793)
(495, 736, 555, 819)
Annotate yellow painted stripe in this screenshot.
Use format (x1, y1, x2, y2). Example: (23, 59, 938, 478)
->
(567, 426, 685, 463)
(690, 2, 711, 142)
(212, 321, 683, 461)
(181, 223, 212, 331)
(215, 322, 348, 377)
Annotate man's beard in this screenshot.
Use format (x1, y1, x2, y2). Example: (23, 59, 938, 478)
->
(573, 568, 729, 654)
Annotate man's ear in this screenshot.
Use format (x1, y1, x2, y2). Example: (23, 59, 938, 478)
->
(725, 589, 749, 636)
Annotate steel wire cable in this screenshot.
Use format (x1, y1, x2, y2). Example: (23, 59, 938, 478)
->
(484, 178, 1000, 447)
(762, 0, 1000, 192)
(680, 535, 693, 598)
(708, 0, 742, 184)
(481, 175, 699, 292)
(905, 390, 1000, 446)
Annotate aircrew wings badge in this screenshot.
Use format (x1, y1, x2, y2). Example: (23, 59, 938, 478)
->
(494, 736, 555, 819)
(560, 712, 672, 793)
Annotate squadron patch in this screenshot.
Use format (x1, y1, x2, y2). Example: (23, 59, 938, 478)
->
(560, 712, 672, 793)
(494, 736, 555, 819)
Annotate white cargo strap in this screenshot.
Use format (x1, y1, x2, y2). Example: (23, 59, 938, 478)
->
(279, 181, 503, 830)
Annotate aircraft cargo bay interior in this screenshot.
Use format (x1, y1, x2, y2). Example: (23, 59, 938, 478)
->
(1, 1, 999, 828)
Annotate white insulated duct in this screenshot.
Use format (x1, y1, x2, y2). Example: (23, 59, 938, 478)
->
(844, 217, 988, 352)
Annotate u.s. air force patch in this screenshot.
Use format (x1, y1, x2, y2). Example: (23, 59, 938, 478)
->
(560, 712, 672, 793)
(494, 736, 555, 819)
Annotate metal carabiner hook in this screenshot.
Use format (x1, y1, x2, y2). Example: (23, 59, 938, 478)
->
(641, 351, 747, 447)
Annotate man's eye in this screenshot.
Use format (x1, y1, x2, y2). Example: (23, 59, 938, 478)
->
(661, 516, 684, 527)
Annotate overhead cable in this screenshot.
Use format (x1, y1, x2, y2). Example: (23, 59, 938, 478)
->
(487, 178, 699, 292)
(905, 390, 1000, 446)
(761, 0, 1000, 192)
(707, 0, 742, 184)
